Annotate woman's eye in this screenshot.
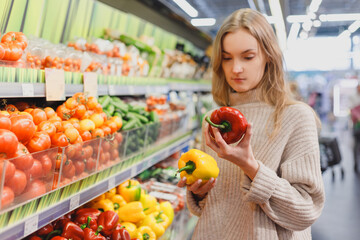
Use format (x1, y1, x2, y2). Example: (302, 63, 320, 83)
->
(244, 56, 254, 60)
(222, 57, 232, 60)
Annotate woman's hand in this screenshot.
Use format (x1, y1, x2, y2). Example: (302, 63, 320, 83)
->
(177, 177, 216, 199)
(205, 122, 259, 180)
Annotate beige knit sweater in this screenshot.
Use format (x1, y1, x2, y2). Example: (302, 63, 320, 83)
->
(187, 89, 325, 240)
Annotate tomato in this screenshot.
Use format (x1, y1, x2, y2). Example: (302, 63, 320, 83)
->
(65, 97, 79, 110)
(38, 121, 56, 137)
(0, 161, 15, 182)
(65, 142, 82, 159)
(0, 129, 18, 157)
(111, 116, 123, 130)
(91, 128, 104, 139)
(48, 115, 62, 122)
(0, 43, 5, 60)
(49, 119, 63, 132)
(52, 172, 60, 190)
(5, 169, 27, 195)
(94, 103, 103, 113)
(115, 132, 123, 143)
(11, 143, 34, 171)
(110, 148, 119, 160)
(26, 132, 51, 153)
(44, 107, 56, 119)
(104, 120, 118, 134)
(86, 96, 98, 110)
(6, 104, 18, 113)
(14, 102, 30, 111)
(71, 121, 80, 132)
(10, 115, 36, 145)
(64, 127, 80, 144)
(0, 110, 10, 116)
(72, 104, 86, 119)
(102, 140, 111, 152)
(90, 113, 104, 128)
(31, 109, 47, 125)
(79, 119, 95, 132)
(1, 186, 14, 208)
(80, 130, 92, 142)
(9, 111, 33, 121)
(40, 154, 53, 173)
(82, 145, 93, 159)
(1, 32, 28, 50)
(100, 125, 111, 136)
(62, 159, 75, 179)
(51, 132, 69, 147)
(73, 92, 86, 104)
(85, 157, 96, 171)
(28, 159, 43, 179)
(20, 179, 46, 201)
(56, 105, 71, 120)
(2, 43, 23, 61)
(73, 160, 85, 175)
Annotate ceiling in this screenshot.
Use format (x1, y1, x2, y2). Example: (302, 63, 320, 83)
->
(150, 0, 360, 39)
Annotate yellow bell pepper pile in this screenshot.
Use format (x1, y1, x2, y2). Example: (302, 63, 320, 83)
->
(87, 179, 175, 240)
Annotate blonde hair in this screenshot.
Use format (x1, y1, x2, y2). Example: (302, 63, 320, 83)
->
(212, 8, 310, 138)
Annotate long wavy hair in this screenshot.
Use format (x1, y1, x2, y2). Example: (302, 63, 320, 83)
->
(212, 8, 313, 138)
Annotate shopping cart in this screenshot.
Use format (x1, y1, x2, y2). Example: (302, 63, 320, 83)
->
(319, 136, 344, 180)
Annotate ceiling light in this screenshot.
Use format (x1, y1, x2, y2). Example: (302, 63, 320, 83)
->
(173, 0, 198, 18)
(302, 21, 313, 31)
(319, 13, 360, 22)
(348, 20, 360, 33)
(308, 12, 317, 20)
(313, 20, 321, 27)
(269, 0, 287, 50)
(287, 23, 301, 43)
(309, 0, 322, 13)
(191, 18, 216, 27)
(338, 30, 351, 39)
(287, 15, 310, 23)
(299, 31, 308, 39)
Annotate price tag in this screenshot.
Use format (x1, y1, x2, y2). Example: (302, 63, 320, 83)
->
(83, 72, 98, 98)
(22, 84, 34, 97)
(69, 194, 80, 211)
(108, 177, 116, 190)
(128, 86, 135, 95)
(24, 215, 39, 236)
(131, 166, 137, 177)
(108, 85, 116, 96)
(45, 68, 65, 101)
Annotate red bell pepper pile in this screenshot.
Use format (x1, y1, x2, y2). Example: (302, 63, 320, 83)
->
(206, 106, 248, 144)
(25, 209, 131, 240)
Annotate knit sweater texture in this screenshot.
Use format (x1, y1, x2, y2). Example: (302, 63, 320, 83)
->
(187, 89, 325, 240)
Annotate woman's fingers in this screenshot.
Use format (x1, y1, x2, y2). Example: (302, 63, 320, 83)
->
(238, 122, 252, 147)
(205, 123, 220, 150)
(177, 177, 187, 188)
(211, 126, 228, 149)
(188, 178, 216, 196)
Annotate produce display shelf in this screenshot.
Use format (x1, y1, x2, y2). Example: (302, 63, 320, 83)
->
(168, 82, 211, 92)
(0, 134, 192, 240)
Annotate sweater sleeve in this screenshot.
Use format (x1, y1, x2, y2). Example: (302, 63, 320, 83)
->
(241, 104, 325, 231)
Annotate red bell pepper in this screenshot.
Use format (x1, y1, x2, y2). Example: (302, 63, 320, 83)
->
(36, 223, 53, 236)
(75, 208, 101, 220)
(97, 211, 119, 236)
(75, 209, 101, 231)
(84, 225, 106, 240)
(61, 221, 84, 240)
(53, 215, 72, 230)
(112, 224, 131, 240)
(205, 107, 248, 144)
(28, 236, 42, 240)
(50, 237, 67, 240)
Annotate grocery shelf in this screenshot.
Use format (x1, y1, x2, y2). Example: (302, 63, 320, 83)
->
(0, 134, 192, 240)
(0, 82, 211, 98)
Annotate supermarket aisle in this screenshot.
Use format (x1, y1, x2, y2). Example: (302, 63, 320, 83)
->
(312, 121, 360, 240)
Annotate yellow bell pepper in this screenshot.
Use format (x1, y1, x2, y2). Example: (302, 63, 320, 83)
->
(121, 222, 138, 238)
(90, 193, 105, 204)
(140, 194, 160, 215)
(139, 211, 169, 238)
(105, 187, 117, 199)
(118, 179, 143, 202)
(118, 201, 146, 223)
(177, 149, 219, 185)
(159, 201, 174, 225)
(136, 226, 156, 240)
(110, 194, 127, 210)
(90, 198, 114, 212)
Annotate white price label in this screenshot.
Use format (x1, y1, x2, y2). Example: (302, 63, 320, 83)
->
(24, 215, 39, 236)
(22, 84, 35, 97)
(108, 85, 116, 96)
(83, 72, 98, 98)
(131, 166, 137, 177)
(108, 177, 116, 190)
(70, 194, 80, 211)
(45, 68, 65, 101)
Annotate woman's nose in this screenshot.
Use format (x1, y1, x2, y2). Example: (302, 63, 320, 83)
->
(232, 59, 243, 73)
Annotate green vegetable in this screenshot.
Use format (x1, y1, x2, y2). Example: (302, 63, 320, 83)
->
(150, 111, 159, 122)
(106, 104, 115, 116)
(100, 95, 112, 108)
(122, 118, 139, 131)
(127, 112, 149, 124)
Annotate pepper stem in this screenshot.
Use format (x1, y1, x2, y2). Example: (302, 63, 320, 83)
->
(96, 225, 103, 235)
(205, 117, 225, 129)
(177, 161, 196, 174)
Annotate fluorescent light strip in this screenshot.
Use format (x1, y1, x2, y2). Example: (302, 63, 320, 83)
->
(269, 0, 287, 50)
(173, 0, 198, 18)
(191, 18, 216, 26)
(319, 13, 360, 22)
(309, 0, 322, 13)
(287, 15, 310, 23)
(349, 20, 360, 33)
(287, 23, 301, 43)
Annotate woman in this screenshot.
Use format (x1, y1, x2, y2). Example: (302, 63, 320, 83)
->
(178, 8, 325, 240)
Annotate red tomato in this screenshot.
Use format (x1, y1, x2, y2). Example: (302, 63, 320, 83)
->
(10, 115, 36, 145)
(51, 132, 69, 147)
(20, 179, 46, 201)
(48, 119, 63, 132)
(85, 157, 96, 172)
(31, 109, 47, 125)
(5, 169, 27, 195)
(80, 130, 92, 142)
(56, 105, 71, 121)
(100, 125, 111, 136)
(104, 120, 117, 134)
(0, 114, 11, 130)
(14, 102, 30, 111)
(115, 132, 123, 143)
(1, 186, 14, 208)
(110, 149, 119, 160)
(65, 97, 79, 110)
(102, 140, 111, 152)
(11, 143, 34, 171)
(2, 43, 23, 61)
(91, 128, 104, 139)
(37, 121, 56, 137)
(73, 160, 85, 175)
(83, 145, 93, 159)
(28, 159, 43, 179)
(0, 43, 5, 60)
(44, 107, 56, 119)
(0, 129, 19, 158)
(1, 32, 28, 50)
(26, 132, 51, 153)
(62, 159, 75, 179)
(0, 161, 15, 182)
(40, 154, 53, 173)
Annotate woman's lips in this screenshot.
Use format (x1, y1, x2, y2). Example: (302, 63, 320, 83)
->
(232, 78, 245, 81)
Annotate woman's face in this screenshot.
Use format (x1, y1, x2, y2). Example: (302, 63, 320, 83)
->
(221, 28, 267, 93)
